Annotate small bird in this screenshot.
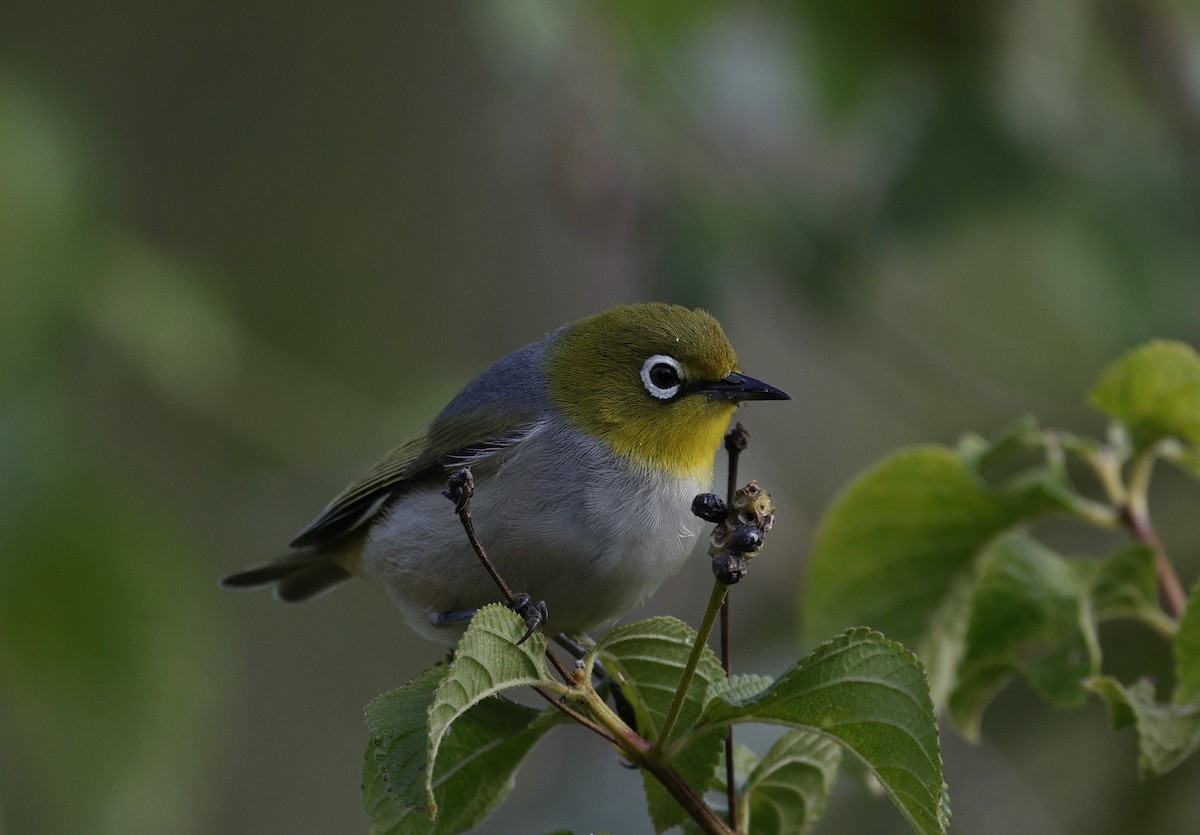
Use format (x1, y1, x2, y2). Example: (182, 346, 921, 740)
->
(222, 303, 789, 642)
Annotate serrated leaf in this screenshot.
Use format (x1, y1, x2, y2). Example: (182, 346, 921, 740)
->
(425, 605, 554, 816)
(697, 628, 947, 835)
(948, 533, 1098, 740)
(1085, 677, 1200, 778)
(1174, 580, 1200, 704)
(804, 446, 1042, 651)
(364, 667, 562, 834)
(365, 667, 448, 816)
(1089, 340, 1200, 451)
(740, 730, 841, 835)
(592, 617, 725, 833)
(707, 674, 773, 707)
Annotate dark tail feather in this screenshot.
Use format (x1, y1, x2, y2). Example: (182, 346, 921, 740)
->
(277, 562, 352, 601)
(222, 553, 352, 602)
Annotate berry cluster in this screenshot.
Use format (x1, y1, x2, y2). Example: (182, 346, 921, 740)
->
(690, 481, 776, 585)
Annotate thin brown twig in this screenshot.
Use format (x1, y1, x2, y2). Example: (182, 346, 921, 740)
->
(542, 646, 577, 687)
(532, 687, 620, 746)
(445, 468, 576, 683)
(446, 468, 518, 604)
(1123, 452, 1188, 620)
(648, 762, 735, 835)
(1122, 503, 1188, 619)
(584, 689, 734, 835)
(720, 424, 748, 831)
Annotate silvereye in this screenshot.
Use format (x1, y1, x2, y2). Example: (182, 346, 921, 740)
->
(222, 303, 789, 642)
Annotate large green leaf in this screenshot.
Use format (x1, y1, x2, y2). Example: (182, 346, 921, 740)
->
(740, 730, 841, 835)
(593, 617, 726, 833)
(425, 605, 555, 816)
(697, 628, 947, 835)
(948, 534, 1098, 740)
(365, 667, 448, 817)
(364, 667, 561, 834)
(804, 446, 1037, 650)
(1089, 340, 1200, 451)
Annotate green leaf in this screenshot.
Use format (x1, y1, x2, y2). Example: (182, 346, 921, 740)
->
(1160, 439, 1200, 481)
(1090, 545, 1170, 631)
(707, 674, 774, 707)
(740, 730, 841, 835)
(592, 617, 726, 833)
(698, 628, 948, 835)
(711, 743, 761, 794)
(917, 572, 976, 711)
(1174, 580, 1200, 705)
(804, 446, 1041, 651)
(593, 617, 725, 746)
(1085, 677, 1200, 778)
(425, 605, 554, 817)
(958, 417, 1085, 517)
(364, 666, 562, 834)
(948, 534, 1098, 740)
(1089, 340, 1200, 451)
(957, 416, 1050, 487)
(365, 667, 448, 816)
(1083, 582, 1200, 778)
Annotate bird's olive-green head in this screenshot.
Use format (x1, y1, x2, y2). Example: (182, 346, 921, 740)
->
(545, 303, 789, 478)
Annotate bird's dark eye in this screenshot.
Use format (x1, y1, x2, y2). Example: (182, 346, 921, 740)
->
(641, 355, 684, 400)
(650, 363, 679, 388)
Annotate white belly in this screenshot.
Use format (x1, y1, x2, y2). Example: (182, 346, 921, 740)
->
(359, 426, 709, 642)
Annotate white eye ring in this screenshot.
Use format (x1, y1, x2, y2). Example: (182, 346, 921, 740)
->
(640, 355, 684, 400)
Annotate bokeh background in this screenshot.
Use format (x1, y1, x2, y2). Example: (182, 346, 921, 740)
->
(3, 2, 1200, 833)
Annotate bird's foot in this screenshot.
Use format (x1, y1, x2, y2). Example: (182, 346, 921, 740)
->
(508, 592, 548, 645)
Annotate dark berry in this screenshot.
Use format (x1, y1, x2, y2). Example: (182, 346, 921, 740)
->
(691, 493, 728, 523)
(730, 525, 764, 554)
(712, 550, 747, 585)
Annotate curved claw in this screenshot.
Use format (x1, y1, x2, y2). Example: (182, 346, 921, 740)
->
(509, 592, 548, 645)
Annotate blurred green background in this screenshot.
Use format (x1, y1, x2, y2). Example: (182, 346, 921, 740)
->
(2, 2, 1199, 833)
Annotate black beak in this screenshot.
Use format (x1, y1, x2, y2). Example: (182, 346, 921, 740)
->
(701, 371, 791, 402)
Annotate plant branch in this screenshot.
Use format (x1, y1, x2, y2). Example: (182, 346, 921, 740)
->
(577, 685, 733, 835)
(542, 646, 577, 686)
(721, 424, 748, 830)
(445, 468, 575, 682)
(445, 468, 519, 604)
(650, 764, 734, 835)
(657, 581, 727, 749)
(533, 686, 620, 746)
(1122, 452, 1188, 619)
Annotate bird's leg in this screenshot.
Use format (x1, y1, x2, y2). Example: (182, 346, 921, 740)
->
(430, 608, 476, 628)
(431, 597, 547, 649)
